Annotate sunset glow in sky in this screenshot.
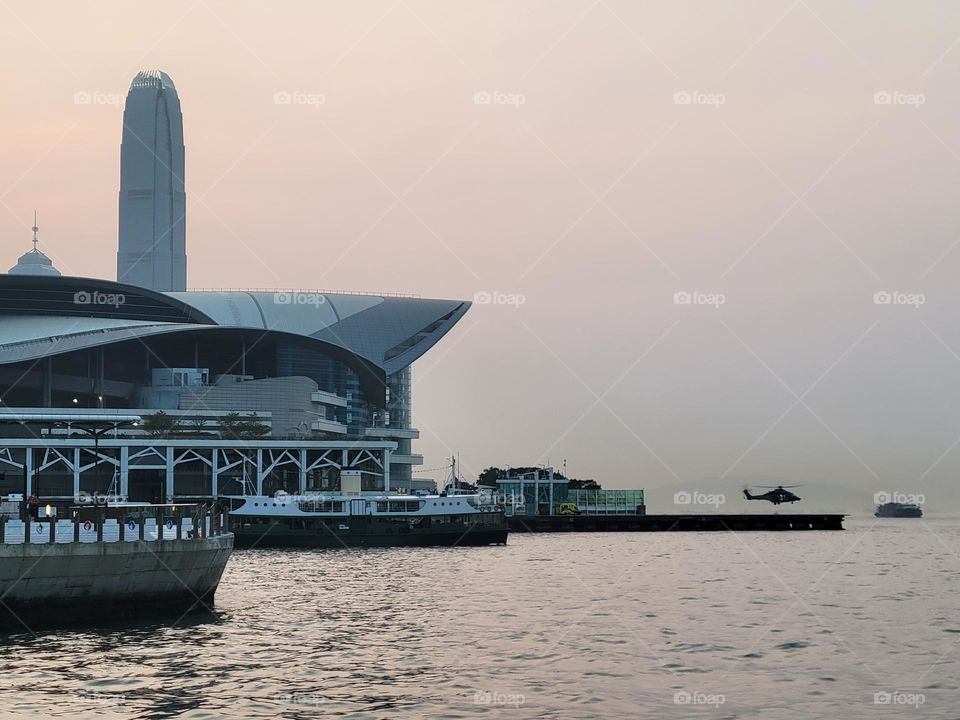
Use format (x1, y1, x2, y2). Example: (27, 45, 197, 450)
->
(4, 2, 960, 505)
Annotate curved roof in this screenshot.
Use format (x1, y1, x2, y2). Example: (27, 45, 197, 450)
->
(0, 276, 470, 378)
(167, 290, 469, 374)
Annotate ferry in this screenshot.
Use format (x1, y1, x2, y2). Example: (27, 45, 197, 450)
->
(874, 502, 923, 518)
(223, 488, 508, 549)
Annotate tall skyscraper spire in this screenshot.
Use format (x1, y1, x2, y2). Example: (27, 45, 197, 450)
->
(117, 70, 187, 291)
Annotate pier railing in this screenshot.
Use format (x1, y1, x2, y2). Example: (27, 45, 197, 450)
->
(0, 504, 229, 545)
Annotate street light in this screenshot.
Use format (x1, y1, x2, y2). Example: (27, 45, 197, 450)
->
(57, 419, 141, 500)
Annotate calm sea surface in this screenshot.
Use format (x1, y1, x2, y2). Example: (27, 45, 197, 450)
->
(2, 516, 959, 719)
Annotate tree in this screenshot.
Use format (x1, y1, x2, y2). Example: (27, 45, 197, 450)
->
(219, 412, 271, 440)
(143, 411, 180, 437)
(478, 467, 505, 485)
(477, 466, 574, 485)
(568, 478, 601, 490)
(181, 416, 210, 437)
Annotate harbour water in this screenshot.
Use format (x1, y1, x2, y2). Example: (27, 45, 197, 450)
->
(2, 516, 958, 719)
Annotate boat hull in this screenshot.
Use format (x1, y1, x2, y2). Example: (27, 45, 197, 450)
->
(874, 503, 923, 518)
(231, 518, 507, 549)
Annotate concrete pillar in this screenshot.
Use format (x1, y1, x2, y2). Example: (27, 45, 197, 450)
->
(256, 449, 263, 495)
(119, 447, 129, 498)
(212, 449, 219, 497)
(25, 447, 33, 497)
(73, 447, 80, 499)
(165, 447, 174, 502)
(383, 448, 391, 493)
(299, 448, 307, 494)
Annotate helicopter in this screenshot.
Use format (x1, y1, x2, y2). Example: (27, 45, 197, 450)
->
(743, 485, 802, 505)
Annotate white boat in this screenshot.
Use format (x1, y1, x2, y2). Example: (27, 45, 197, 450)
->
(223, 489, 507, 549)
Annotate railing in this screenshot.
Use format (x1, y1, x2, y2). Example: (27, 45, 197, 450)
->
(0, 504, 229, 545)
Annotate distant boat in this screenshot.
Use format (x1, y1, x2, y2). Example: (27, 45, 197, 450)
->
(874, 502, 922, 518)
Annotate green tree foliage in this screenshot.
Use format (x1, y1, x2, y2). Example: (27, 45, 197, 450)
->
(219, 412, 271, 440)
(477, 466, 593, 487)
(567, 478, 601, 490)
(142, 411, 180, 437)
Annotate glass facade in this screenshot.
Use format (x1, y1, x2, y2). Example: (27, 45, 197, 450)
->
(497, 480, 644, 516)
(497, 478, 568, 515)
(567, 489, 645, 515)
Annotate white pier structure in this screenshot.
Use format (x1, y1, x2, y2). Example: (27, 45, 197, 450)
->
(0, 438, 396, 503)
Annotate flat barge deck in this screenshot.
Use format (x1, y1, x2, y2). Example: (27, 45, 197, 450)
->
(507, 513, 845, 532)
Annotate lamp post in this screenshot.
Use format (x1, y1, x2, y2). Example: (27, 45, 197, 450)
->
(58, 420, 140, 499)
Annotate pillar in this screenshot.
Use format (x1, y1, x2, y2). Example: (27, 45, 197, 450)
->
(299, 448, 307, 495)
(383, 448, 391, 493)
(120, 446, 129, 498)
(165, 446, 175, 502)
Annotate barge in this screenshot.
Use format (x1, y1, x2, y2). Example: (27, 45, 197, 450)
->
(507, 513, 846, 532)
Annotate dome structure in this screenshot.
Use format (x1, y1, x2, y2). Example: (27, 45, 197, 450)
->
(8, 213, 61, 277)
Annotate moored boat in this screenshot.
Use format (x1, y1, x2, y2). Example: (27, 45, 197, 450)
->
(223, 489, 508, 549)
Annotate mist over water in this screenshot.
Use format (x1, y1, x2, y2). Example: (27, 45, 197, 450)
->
(1, 519, 957, 719)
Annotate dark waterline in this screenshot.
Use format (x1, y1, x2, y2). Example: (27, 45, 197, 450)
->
(1, 516, 958, 719)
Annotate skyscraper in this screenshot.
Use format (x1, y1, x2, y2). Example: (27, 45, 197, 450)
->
(117, 70, 186, 291)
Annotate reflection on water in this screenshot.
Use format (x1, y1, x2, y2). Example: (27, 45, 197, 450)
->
(1, 517, 959, 718)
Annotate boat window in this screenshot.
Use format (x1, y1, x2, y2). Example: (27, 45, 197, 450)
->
(297, 500, 345, 513)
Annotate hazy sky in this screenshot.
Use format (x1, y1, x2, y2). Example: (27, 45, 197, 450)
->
(3, 1, 960, 504)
